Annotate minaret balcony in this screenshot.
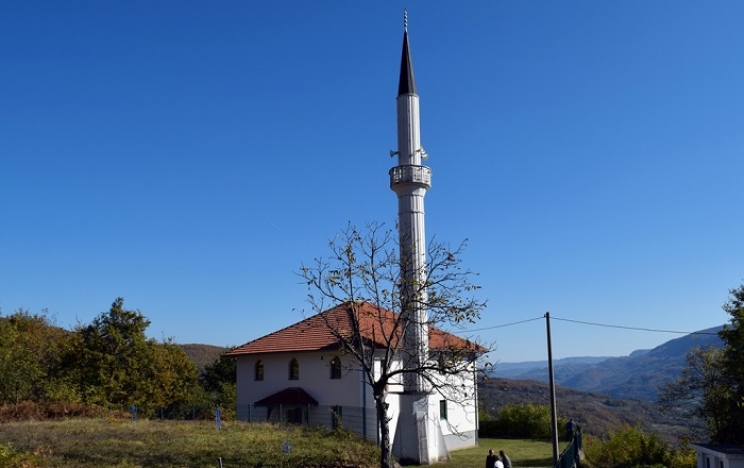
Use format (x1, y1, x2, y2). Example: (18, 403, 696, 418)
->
(389, 165, 431, 189)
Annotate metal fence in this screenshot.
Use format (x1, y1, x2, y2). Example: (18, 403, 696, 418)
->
(123, 404, 226, 421)
(556, 429, 583, 468)
(116, 403, 379, 442)
(236, 404, 379, 443)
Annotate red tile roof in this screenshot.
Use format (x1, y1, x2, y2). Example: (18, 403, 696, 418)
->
(225, 301, 481, 357)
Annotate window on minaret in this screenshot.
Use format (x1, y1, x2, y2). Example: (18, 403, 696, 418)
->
(330, 356, 342, 379)
(439, 400, 448, 420)
(289, 358, 299, 380)
(255, 360, 264, 381)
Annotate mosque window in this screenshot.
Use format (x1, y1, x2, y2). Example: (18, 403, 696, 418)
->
(330, 356, 342, 379)
(289, 358, 300, 380)
(439, 400, 448, 420)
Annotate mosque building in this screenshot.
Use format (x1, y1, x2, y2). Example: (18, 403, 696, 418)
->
(226, 18, 480, 464)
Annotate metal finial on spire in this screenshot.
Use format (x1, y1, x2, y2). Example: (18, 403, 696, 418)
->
(398, 9, 417, 96)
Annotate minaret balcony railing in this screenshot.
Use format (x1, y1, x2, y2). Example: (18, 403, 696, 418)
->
(389, 165, 431, 189)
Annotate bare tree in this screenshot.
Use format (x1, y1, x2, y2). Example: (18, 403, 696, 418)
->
(298, 222, 490, 468)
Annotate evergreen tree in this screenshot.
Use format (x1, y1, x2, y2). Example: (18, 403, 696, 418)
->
(199, 354, 236, 409)
(72, 298, 153, 405)
(659, 283, 744, 443)
(64, 298, 199, 411)
(717, 284, 744, 443)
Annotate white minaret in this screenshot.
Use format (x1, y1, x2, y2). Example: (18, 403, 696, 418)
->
(390, 12, 431, 393)
(389, 14, 434, 464)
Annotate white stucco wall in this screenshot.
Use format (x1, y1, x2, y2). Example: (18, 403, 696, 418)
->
(691, 445, 744, 468)
(387, 362, 478, 461)
(235, 351, 479, 459)
(435, 365, 479, 443)
(236, 351, 363, 409)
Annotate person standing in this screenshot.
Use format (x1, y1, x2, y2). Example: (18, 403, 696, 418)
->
(566, 418, 577, 440)
(495, 455, 505, 468)
(500, 450, 512, 468)
(486, 449, 498, 468)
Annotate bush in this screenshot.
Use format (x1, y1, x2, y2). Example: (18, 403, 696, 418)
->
(0, 441, 41, 468)
(0, 401, 120, 422)
(583, 426, 696, 468)
(480, 403, 569, 440)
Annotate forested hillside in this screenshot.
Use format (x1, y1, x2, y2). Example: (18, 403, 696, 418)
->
(493, 326, 723, 401)
(479, 378, 701, 442)
(179, 343, 230, 371)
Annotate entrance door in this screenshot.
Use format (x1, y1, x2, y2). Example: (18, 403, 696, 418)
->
(285, 407, 303, 424)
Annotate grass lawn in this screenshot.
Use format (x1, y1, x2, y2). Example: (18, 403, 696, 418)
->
(445, 438, 555, 468)
(0, 418, 557, 468)
(0, 418, 379, 467)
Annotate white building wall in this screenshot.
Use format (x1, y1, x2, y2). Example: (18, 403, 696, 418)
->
(235, 352, 364, 409)
(386, 392, 402, 449)
(235, 351, 479, 458)
(691, 445, 744, 468)
(387, 360, 479, 461)
(436, 366, 479, 445)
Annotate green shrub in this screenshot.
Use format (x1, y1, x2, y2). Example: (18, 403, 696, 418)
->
(480, 403, 569, 440)
(0, 441, 40, 468)
(584, 425, 696, 468)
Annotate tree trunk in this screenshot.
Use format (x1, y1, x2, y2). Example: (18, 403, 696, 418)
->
(375, 393, 392, 468)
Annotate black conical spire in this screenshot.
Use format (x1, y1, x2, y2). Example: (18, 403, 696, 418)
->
(397, 14, 417, 97)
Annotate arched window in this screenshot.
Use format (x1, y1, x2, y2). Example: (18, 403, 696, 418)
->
(330, 356, 342, 380)
(255, 360, 264, 381)
(289, 358, 299, 380)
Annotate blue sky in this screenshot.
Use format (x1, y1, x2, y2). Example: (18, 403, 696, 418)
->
(2, 1, 742, 363)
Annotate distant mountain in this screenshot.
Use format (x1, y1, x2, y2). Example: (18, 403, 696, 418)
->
(491, 326, 723, 401)
(495, 356, 613, 376)
(629, 349, 651, 358)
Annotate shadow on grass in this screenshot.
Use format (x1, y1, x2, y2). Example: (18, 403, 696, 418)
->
(519, 456, 554, 467)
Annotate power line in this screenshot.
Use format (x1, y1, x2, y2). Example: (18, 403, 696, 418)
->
(550, 316, 720, 336)
(463, 316, 544, 332)
(462, 315, 720, 336)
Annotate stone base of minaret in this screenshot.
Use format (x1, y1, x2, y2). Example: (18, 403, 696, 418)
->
(393, 393, 450, 465)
